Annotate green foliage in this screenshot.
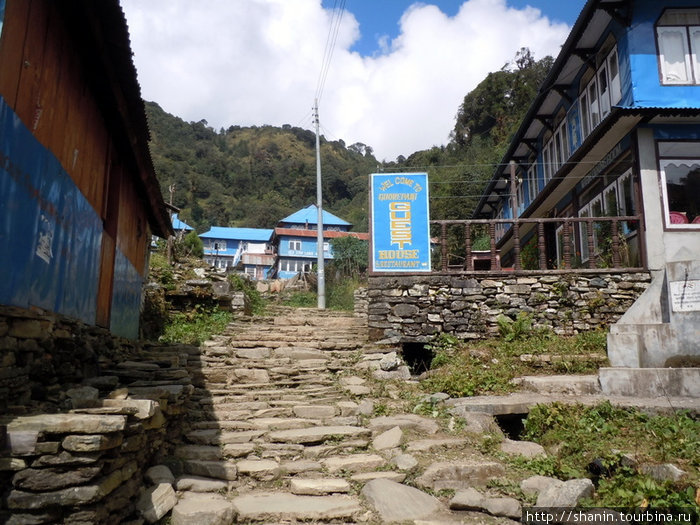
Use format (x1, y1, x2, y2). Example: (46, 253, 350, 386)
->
(329, 237, 368, 277)
(228, 274, 266, 315)
(160, 306, 232, 345)
(145, 102, 378, 232)
(520, 402, 699, 511)
(281, 291, 317, 308)
(423, 330, 608, 397)
(497, 312, 532, 341)
(176, 230, 204, 258)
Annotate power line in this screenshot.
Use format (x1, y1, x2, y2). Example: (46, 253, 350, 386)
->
(315, 0, 345, 104)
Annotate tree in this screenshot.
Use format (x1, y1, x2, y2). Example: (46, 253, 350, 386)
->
(329, 236, 368, 277)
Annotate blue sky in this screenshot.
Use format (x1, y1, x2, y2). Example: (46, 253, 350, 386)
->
(123, 0, 576, 160)
(327, 1, 584, 57)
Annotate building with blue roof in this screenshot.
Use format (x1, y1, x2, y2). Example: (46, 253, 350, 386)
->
(171, 213, 194, 234)
(273, 204, 368, 279)
(200, 227, 274, 278)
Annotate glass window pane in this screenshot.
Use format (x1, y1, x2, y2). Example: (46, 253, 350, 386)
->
(598, 66, 611, 117)
(588, 79, 600, 129)
(580, 91, 590, 138)
(608, 49, 622, 104)
(662, 160, 700, 226)
(691, 27, 700, 83)
(657, 27, 691, 83)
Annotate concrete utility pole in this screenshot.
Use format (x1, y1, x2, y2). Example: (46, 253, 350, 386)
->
(313, 99, 326, 309)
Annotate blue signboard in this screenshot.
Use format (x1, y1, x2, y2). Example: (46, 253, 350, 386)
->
(370, 172, 430, 272)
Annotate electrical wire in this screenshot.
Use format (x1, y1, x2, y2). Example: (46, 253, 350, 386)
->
(315, 0, 345, 104)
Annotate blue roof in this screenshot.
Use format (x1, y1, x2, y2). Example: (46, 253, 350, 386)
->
(279, 204, 350, 227)
(172, 213, 194, 231)
(199, 227, 273, 242)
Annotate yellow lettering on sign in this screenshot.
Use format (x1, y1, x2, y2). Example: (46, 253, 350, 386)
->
(389, 202, 412, 249)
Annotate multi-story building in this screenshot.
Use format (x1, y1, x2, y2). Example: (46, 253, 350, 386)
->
(473, 0, 699, 369)
(200, 227, 274, 278)
(273, 204, 369, 279)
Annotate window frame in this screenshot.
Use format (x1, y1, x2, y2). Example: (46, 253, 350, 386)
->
(655, 9, 700, 85)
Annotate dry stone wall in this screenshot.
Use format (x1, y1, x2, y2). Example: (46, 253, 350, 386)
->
(0, 305, 195, 524)
(365, 273, 651, 342)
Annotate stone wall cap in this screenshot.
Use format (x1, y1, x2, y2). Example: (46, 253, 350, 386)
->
(3, 414, 127, 434)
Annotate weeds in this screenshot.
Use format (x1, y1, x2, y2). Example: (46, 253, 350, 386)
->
(160, 306, 232, 345)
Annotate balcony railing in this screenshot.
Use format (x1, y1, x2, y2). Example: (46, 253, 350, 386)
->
(430, 215, 645, 274)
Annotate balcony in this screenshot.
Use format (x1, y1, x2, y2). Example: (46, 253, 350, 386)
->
(431, 214, 645, 275)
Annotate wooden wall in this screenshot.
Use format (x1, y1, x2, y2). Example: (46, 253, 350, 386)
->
(0, 0, 152, 328)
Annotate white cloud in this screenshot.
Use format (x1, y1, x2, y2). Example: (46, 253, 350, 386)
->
(122, 0, 569, 161)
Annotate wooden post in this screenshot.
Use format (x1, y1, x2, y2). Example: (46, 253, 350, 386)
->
(489, 222, 498, 270)
(537, 221, 546, 270)
(465, 223, 473, 271)
(587, 218, 596, 269)
(611, 219, 621, 267)
(563, 220, 571, 269)
(510, 160, 521, 271)
(441, 223, 448, 271)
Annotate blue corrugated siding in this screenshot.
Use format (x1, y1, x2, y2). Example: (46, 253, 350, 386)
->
(110, 249, 142, 339)
(0, 96, 101, 324)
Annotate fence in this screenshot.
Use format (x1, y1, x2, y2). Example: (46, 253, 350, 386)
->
(430, 215, 645, 274)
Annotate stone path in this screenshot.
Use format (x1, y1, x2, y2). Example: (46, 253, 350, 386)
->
(165, 307, 527, 524)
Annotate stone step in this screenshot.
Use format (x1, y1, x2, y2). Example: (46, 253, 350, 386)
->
(231, 492, 363, 522)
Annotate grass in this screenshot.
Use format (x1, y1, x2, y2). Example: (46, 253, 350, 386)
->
(422, 328, 608, 397)
(279, 277, 363, 311)
(514, 402, 699, 512)
(159, 306, 232, 345)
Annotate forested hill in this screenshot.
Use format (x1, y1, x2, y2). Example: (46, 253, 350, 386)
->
(145, 102, 379, 232)
(145, 49, 553, 233)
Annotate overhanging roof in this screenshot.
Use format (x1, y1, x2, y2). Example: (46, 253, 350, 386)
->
(279, 204, 351, 227)
(473, 0, 634, 218)
(200, 227, 274, 242)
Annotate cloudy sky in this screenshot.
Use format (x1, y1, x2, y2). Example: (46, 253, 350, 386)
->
(121, 0, 582, 161)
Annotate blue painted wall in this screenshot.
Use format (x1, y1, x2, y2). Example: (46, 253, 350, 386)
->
(627, 1, 700, 108)
(110, 249, 142, 339)
(0, 96, 102, 325)
(277, 236, 332, 258)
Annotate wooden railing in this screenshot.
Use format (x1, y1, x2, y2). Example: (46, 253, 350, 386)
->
(430, 215, 645, 274)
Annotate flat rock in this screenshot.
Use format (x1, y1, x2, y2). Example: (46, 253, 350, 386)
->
(416, 461, 506, 490)
(640, 463, 686, 482)
(175, 445, 222, 461)
(391, 454, 418, 470)
(368, 414, 439, 434)
(183, 460, 237, 481)
(171, 492, 235, 525)
(267, 425, 370, 444)
(293, 405, 336, 419)
(232, 492, 361, 521)
(280, 460, 323, 474)
(361, 478, 445, 522)
(3, 414, 126, 434)
(520, 475, 563, 496)
(62, 433, 123, 452)
(450, 488, 521, 519)
(323, 454, 386, 473)
(236, 459, 280, 481)
(499, 438, 546, 458)
(137, 483, 177, 523)
(372, 426, 403, 451)
(536, 478, 594, 507)
(290, 477, 351, 495)
(350, 471, 406, 483)
(175, 476, 228, 492)
(406, 438, 467, 452)
(145, 465, 175, 485)
(274, 347, 327, 360)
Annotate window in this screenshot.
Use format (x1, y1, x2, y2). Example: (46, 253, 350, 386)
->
(323, 242, 330, 253)
(608, 49, 622, 104)
(212, 241, 226, 251)
(577, 45, 621, 141)
(659, 145, 700, 228)
(527, 164, 538, 203)
(289, 240, 302, 251)
(580, 90, 590, 139)
(587, 79, 600, 130)
(656, 9, 700, 84)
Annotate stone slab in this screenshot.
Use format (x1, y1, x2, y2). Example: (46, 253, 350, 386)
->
(172, 492, 235, 525)
(361, 478, 444, 522)
(232, 492, 361, 521)
(290, 477, 351, 495)
(267, 425, 370, 444)
(3, 414, 126, 434)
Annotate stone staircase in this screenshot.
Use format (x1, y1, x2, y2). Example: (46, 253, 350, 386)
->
(171, 307, 379, 523)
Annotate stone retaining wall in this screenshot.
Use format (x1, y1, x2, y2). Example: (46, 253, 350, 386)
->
(365, 273, 651, 342)
(0, 306, 196, 523)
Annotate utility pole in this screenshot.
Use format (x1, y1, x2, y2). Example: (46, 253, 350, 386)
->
(313, 99, 326, 309)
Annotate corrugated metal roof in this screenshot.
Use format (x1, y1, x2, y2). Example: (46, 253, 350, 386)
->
(199, 227, 274, 241)
(171, 213, 194, 231)
(279, 204, 351, 226)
